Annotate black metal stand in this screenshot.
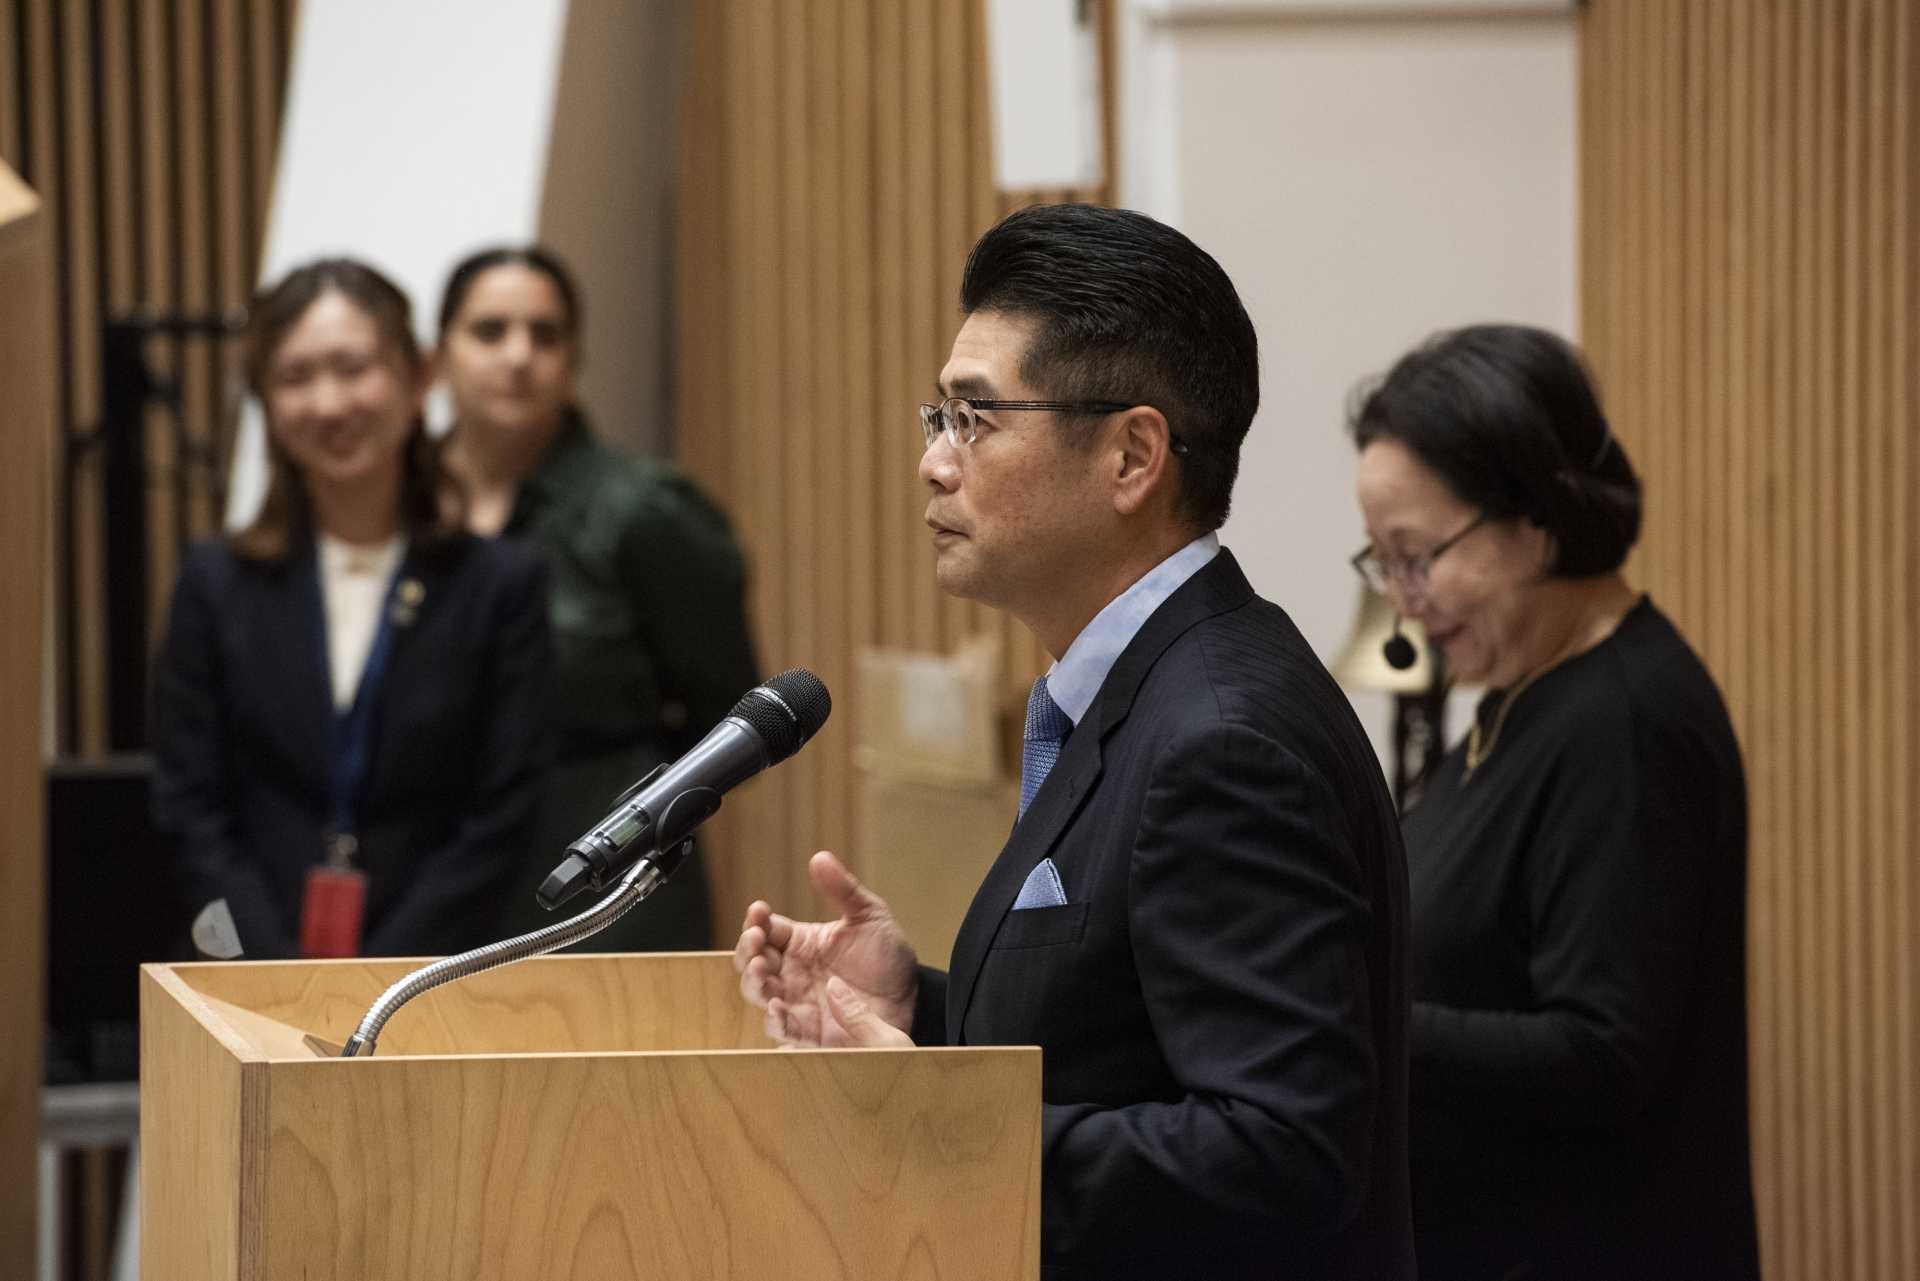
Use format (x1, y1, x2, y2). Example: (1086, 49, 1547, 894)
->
(1390, 656, 1449, 812)
(65, 309, 244, 751)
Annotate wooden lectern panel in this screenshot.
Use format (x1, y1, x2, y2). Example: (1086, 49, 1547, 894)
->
(0, 160, 52, 1281)
(141, 963, 265, 1278)
(262, 1046, 1038, 1279)
(141, 955, 1042, 1280)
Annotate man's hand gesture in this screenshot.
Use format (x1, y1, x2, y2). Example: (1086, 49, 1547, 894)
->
(733, 851, 916, 1048)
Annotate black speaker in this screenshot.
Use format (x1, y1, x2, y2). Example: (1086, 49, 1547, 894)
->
(45, 754, 189, 1082)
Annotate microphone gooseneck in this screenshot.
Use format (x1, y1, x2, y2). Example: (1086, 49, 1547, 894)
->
(341, 844, 687, 1057)
(340, 669, 833, 1058)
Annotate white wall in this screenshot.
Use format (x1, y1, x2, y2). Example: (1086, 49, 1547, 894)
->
(537, 0, 689, 456)
(1120, 0, 1579, 757)
(229, 0, 684, 525)
(259, 2, 569, 317)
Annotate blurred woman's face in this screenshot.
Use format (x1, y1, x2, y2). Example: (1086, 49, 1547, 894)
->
(1354, 437, 1554, 688)
(264, 289, 422, 493)
(439, 264, 576, 441)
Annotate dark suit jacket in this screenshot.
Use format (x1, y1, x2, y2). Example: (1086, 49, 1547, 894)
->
(151, 533, 552, 959)
(912, 551, 1413, 1280)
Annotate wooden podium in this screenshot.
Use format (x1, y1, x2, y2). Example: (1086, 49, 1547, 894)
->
(140, 954, 1040, 1280)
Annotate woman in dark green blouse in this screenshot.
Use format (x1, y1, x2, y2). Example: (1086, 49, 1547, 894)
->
(437, 245, 759, 950)
(1349, 325, 1758, 1281)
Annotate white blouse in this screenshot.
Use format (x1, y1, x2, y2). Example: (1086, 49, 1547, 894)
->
(316, 533, 406, 711)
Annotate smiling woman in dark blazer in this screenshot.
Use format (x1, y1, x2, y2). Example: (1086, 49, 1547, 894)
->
(151, 258, 552, 959)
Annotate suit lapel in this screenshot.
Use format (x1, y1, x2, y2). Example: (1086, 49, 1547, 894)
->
(943, 550, 1258, 1042)
(945, 725, 1105, 1038)
(358, 544, 451, 810)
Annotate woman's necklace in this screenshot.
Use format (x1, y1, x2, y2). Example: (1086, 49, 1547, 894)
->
(1460, 585, 1642, 781)
(1462, 625, 1599, 779)
(1463, 662, 1554, 777)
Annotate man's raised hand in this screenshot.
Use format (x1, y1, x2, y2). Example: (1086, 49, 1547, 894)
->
(732, 850, 918, 1047)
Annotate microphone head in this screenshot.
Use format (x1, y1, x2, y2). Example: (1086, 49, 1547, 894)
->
(729, 668, 832, 763)
(1382, 632, 1418, 671)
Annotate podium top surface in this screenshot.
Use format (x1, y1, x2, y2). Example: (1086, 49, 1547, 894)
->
(142, 952, 786, 1060)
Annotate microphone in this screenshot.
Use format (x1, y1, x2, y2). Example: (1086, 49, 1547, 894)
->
(537, 668, 832, 909)
(1382, 616, 1418, 671)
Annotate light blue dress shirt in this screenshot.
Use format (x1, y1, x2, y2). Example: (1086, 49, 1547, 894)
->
(1042, 533, 1221, 727)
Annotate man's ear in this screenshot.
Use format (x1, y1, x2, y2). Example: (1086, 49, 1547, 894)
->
(1111, 406, 1176, 517)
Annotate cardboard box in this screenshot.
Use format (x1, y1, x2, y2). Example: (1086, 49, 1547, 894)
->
(856, 773, 1018, 969)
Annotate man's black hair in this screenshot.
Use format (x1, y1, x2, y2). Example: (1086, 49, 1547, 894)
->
(960, 204, 1260, 532)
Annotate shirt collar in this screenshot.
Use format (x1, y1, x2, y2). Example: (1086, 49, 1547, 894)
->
(1044, 533, 1221, 725)
(316, 531, 406, 579)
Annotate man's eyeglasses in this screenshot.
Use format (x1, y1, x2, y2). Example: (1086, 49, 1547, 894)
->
(917, 397, 1190, 456)
(1351, 513, 1488, 597)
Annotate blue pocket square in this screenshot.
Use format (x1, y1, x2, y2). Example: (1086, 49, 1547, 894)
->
(1012, 858, 1068, 910)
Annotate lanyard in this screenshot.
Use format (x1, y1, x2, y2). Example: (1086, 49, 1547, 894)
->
(325, 566, 407, 867)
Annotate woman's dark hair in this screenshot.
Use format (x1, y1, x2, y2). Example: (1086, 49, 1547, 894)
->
(436, 244, 583, 341)
(233, 257, 464, 562)
(959, 204, 1259, 533)
(1349, 323, 1642, 577)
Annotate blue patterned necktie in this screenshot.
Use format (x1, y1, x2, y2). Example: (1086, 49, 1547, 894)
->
(1020, 675, 1073, 818)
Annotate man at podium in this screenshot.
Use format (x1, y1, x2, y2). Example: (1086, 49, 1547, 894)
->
(735, 204, 1413, 1280)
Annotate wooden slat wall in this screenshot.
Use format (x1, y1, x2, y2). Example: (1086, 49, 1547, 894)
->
(0, 0, 297, 755)
(1580, 4, 1917, 1279)
(675, 0, 1110, 925)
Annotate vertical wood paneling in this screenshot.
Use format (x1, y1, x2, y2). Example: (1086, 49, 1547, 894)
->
(0, 1, 20, 165)
(211, 0, 247, 544)
(135, 0, 179, 737)
(99, 1, 133, 316)
(776, 0, 817, 858)
(839, 0, 875, 805)
(871, 1, 909, 659)
(1764, 4, 1799, 1262)
(1579, 5, 1919, 1279)
(933, 0, 970, 649)
(0, 0, 295, 757)
(902, 0, 938, 655)
(247, 0, 282, 223)
(1893, 14, 1917, 1277)
(675, 1, 1112, 924)
(807, 0, 848, 861)
(170, 0, 210, 613)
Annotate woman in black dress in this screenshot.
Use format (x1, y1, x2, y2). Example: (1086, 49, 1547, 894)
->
(1349, 324, 1759, 1280)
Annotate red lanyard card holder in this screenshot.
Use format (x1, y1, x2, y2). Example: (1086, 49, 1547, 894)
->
(301, 833, 367, 958)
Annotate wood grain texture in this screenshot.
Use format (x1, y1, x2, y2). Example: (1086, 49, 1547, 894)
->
(1578, 5, 1919, 1278)
(142, 957, 1041, 1281)
(262, 1048, 1039, 1281)
(0, 157, 52, 1281)
(673, 0, 1113, 936)
(140, 965, 261, 1281)
(171, 953, 769, 1057)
